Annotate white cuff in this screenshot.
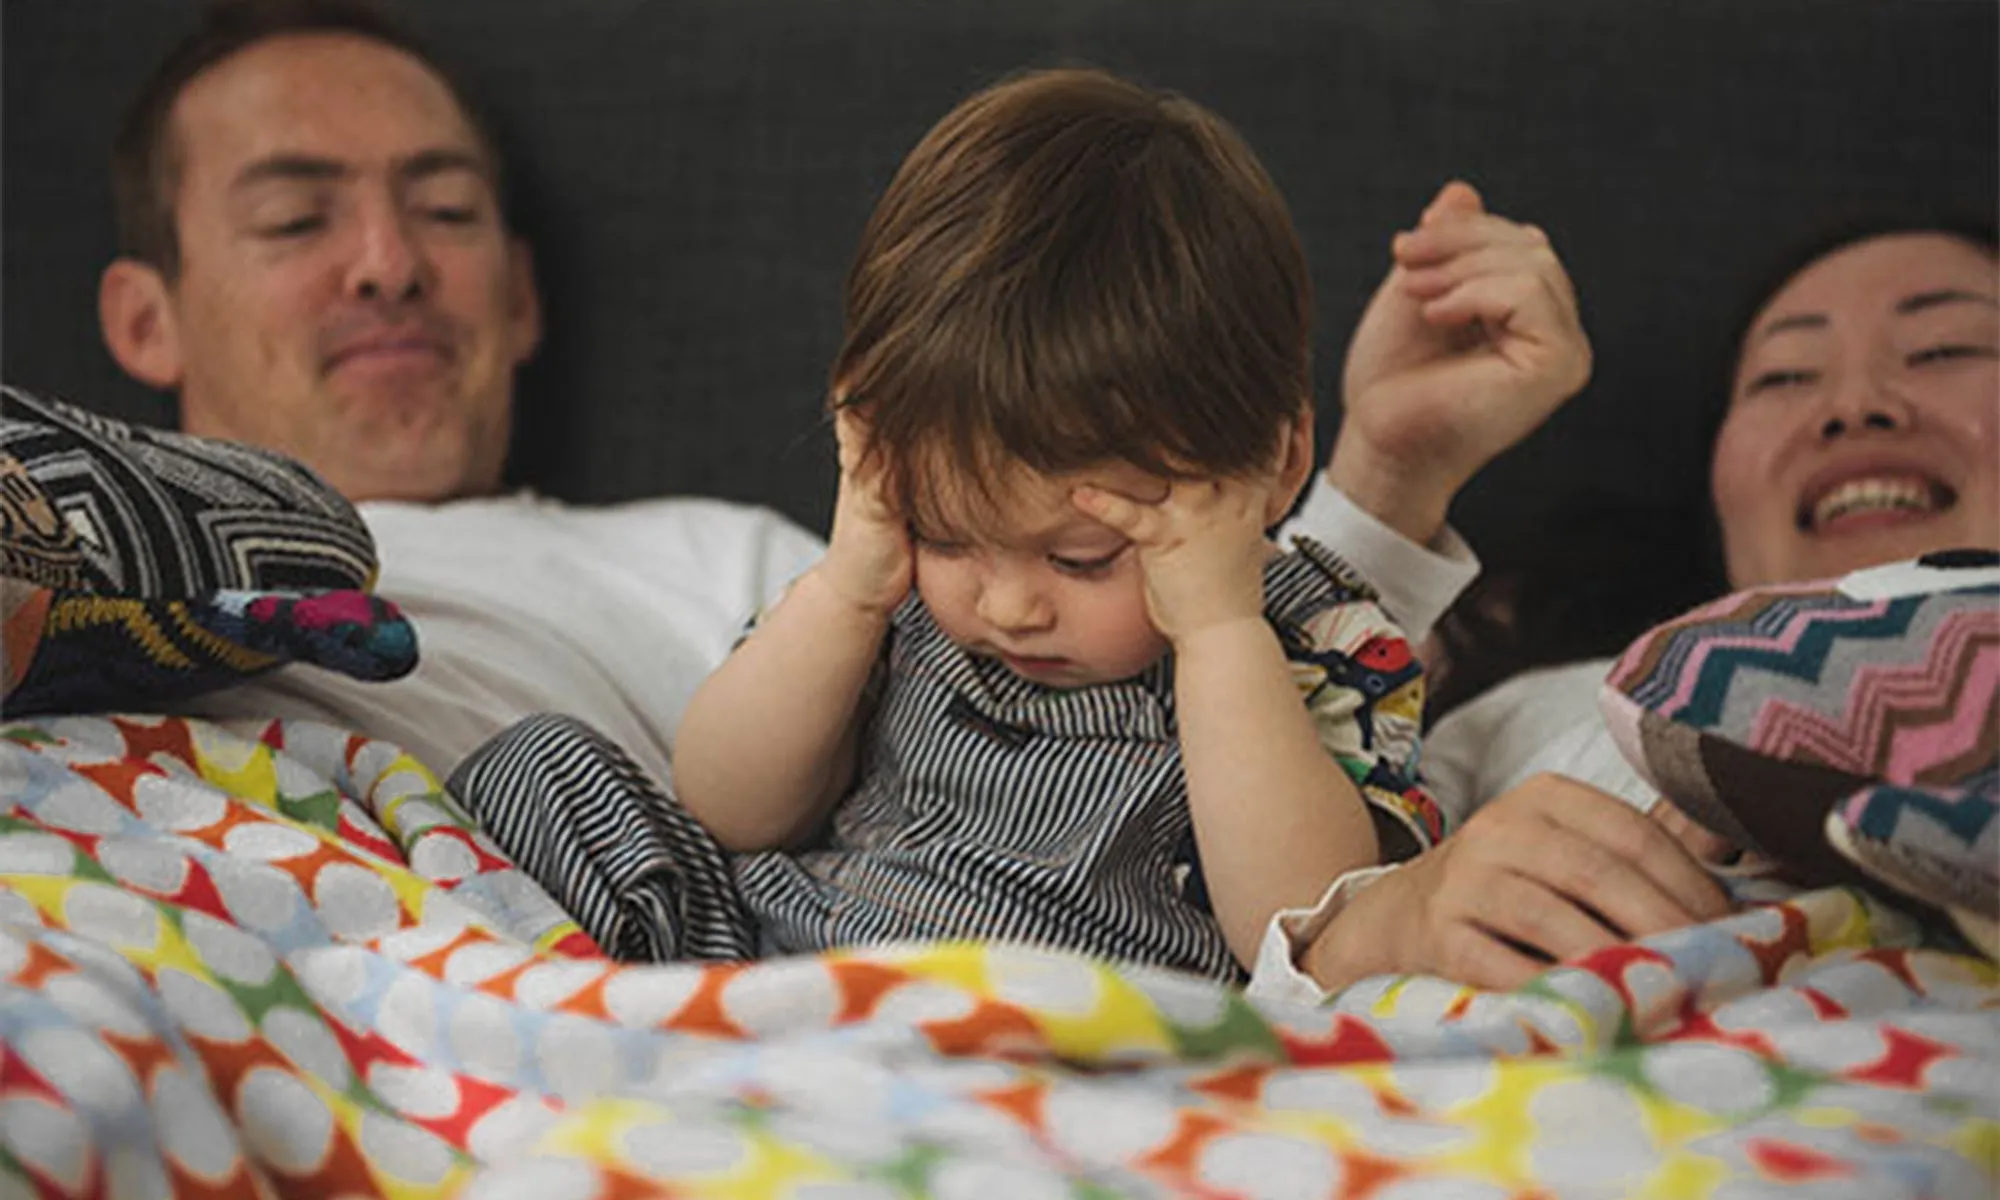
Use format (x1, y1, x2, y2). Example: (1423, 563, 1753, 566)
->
(1244, 863, 1400, 1006)
(1278, 477, 1479, 642)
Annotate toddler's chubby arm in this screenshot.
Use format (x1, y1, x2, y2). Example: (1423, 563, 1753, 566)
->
(1076, 471, 1382, 969)
(672, 412, 910, 852)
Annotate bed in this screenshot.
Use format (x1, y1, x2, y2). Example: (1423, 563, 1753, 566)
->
(4, 711, 1994, 1196)
(4, 1, 1997, 1195)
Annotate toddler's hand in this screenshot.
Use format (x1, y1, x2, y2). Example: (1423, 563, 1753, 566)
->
(818, 409, 912, 615)
(1072, 473, 1275, 644)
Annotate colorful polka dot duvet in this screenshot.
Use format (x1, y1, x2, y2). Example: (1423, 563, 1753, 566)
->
(1, 715, 1994, 1198)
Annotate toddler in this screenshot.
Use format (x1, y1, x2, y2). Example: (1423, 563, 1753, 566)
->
(670, 68, 1441, 979)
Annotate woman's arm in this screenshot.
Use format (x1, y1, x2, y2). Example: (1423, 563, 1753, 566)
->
(1299, 774, 1731, 993)
(1321, 180, 1591, 547)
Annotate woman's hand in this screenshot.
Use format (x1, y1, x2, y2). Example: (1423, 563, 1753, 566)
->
(817, 408, 913, 616)
(1648, 796, 1742, 863)
(1302, 774, 1732, 992)
(1329, 180, 1593, 544)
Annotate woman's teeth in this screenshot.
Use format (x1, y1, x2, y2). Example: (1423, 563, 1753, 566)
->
(1810, 476, 1940, 529)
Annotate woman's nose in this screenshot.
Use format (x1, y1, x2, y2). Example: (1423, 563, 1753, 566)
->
(1817, 368, 1913, 441)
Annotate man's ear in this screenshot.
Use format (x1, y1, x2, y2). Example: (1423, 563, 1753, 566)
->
(1264, 404, 1318, 526)
(99, 259, 184, 389)
(505, 235, 543, 365)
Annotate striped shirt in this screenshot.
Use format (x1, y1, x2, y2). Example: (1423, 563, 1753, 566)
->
(734, 537, 1442, 981)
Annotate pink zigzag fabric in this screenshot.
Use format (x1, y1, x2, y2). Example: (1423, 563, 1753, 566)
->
(1744, 610, 2000, 782)
(1637, 599, 1897, 718)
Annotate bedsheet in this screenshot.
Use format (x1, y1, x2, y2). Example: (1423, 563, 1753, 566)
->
(1, 715, 1994, 1199)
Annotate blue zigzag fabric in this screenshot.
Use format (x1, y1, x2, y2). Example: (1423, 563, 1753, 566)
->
(1602, 555, 2000, 947)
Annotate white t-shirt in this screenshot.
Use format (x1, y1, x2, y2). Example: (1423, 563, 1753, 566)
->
(1419, 656, 1653, 826)
(1278, 476, 1479, 646)
(179, 492, 825, 788)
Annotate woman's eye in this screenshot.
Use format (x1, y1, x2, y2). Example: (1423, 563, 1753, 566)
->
(1745, 368, 1816, 394)
(1907, 343, 1996, 367)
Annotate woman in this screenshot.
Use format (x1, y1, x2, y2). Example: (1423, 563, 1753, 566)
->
(1261, 207, 1998, 999)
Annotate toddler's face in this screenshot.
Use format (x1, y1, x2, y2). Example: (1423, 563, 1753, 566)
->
(912, 460, 1171, 688)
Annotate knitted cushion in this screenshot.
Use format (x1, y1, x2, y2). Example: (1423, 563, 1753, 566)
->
(1, 385, 416, 715)
(1599, 552, 1998, 947)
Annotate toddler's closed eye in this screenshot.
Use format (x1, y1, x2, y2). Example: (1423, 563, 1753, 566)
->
(1049, 548, 1125, 576)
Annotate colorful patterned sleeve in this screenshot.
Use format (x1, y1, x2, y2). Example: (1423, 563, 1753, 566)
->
(1260, 536, 1449, 859)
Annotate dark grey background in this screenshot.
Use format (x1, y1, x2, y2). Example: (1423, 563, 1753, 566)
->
(6, 1, 1995, 607)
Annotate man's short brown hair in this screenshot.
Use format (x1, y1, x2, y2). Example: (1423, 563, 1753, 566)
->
(110, 0, 504, 279)
(831, 67, 1313, 535)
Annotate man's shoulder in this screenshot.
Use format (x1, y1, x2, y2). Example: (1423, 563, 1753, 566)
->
(361, 490, 821, 548)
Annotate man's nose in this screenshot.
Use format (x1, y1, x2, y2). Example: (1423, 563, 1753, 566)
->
(346, 198, 432, 303)
(975, 563, 1054, 632)
(1817, 366, 1913, 441)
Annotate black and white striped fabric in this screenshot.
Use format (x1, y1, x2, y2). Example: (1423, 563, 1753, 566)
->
(449, 713, 757, 962)
(455, 539, 1434, 980)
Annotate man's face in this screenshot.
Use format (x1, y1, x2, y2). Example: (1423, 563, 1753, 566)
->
(144, 32, 539, 501)
(1712, 232, 1999, 589)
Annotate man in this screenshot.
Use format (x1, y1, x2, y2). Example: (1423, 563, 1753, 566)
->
(92, 0, 1726, 990)
(95, 0, 824, 789)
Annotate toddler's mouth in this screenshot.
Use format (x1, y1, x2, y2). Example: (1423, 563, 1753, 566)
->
(993, 650, 1072, 679)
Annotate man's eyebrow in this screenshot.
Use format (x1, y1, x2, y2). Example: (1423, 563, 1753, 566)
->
(397, 147, 492, 184)
(230, 148, 490, 191)
(233, 153, 348, 189)
(1895, 288, 2000, 315)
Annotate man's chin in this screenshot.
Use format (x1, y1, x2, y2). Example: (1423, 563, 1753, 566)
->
(328, 372, 461, 425)
(316, 429, 489, 504)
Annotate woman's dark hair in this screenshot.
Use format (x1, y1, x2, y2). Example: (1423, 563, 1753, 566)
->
(1424, 498, 1719, 723)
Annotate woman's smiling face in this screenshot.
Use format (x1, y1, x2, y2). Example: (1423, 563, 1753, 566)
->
(1711, 231, 1999, 589)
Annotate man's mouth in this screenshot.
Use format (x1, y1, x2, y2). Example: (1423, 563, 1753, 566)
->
(1796, 473, 1955, 534)
(323, 323, 456, 375)
(330, 338, 448, 368)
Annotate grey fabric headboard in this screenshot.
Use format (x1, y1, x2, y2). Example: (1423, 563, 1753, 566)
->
(6, 0, 1995, 608)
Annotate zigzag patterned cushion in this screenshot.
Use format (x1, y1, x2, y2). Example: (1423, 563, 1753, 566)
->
(1, 386, 416, 715)
(1600, 553, 1998, 943)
